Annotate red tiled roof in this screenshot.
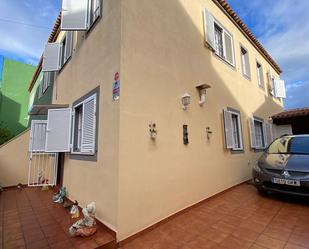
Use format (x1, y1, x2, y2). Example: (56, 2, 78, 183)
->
(28, 13, 61, 92)
(213, 0, 282, 74)
(272, 108, 309, 120)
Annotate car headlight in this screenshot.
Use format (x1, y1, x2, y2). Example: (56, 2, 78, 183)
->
(253, 161, 262, 173)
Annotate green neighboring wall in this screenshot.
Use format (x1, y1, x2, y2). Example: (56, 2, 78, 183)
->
(0, 58, 35, 136)
(28, 71, 54, 126)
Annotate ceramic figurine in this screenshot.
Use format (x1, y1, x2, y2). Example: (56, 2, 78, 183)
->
(70, 202, 80, 219)
(69, 202, 97, 237)
(53, 187, 66, 204)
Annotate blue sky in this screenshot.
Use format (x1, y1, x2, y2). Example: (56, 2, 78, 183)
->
(227, 0, 309, 109)
(0, 0, 61, 65)
(0, 1, 308, 109)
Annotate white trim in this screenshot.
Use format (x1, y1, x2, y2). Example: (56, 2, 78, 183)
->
(71, 93, 97, 155)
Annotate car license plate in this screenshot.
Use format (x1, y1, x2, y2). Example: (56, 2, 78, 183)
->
(272, 178, 300, 186)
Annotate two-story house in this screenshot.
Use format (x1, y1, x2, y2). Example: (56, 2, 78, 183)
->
(1, 0, 288, 243)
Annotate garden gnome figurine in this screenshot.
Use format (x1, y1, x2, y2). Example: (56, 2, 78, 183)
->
(69, 202, 97, 237)
(53, 187, 66, 204)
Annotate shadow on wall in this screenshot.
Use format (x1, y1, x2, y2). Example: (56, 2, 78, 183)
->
(0, 93, 27, 140)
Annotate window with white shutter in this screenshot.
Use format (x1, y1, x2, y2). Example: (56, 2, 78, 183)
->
(203, 9, 215, 51)
(61, 0, 101, 31)
(267, 70, 275, 96)
(223, 109, 243, 150)
(274, 79, 286, 98)
(45, 108, 72, 152)
(39, 72, 55, 98)
(249, 116, 273, 150)
(42, 43, 61, 72)
(59, 31, 73, 69)
(256, 61, 264, 88)
(29, 121, 48, 152)
(203, 9, 235, 66)
(241, 46, 250, 79)
(72, 93, 97, 155)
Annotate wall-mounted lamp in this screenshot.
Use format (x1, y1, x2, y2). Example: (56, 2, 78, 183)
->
(149, 122, 157, 140)
(196, 84, 211, 106)
(182, 93, 191, 110)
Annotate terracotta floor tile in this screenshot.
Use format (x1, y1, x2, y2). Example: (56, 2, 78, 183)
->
(250, 243, 268, 249)
(289, 234, 309, 248)
(26, 239, 50, 249)
(232, 227, 260, 242)
(200, 227, 230, 244)
(284, 242, 309, 249)
(255, 234, 286, 249)
(220, 235, 253, 249)
(262, 226, 292, 242)
(186, 236, 219, 249)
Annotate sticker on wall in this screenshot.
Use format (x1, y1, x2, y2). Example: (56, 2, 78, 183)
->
(113, 72, 120, 101)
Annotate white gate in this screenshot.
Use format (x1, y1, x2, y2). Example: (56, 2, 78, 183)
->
(28, 120, 58, 187)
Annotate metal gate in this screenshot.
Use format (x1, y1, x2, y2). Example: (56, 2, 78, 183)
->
(28, 120, 58, 187)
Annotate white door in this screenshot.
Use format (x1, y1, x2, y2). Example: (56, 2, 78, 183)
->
(28, 120, 58, 187)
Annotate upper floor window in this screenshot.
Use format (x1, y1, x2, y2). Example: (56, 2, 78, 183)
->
(256, 61, 264, 88)
(61, 0, 102, 31)
(240, 46, 250, 79)
(203, 9, 235, 67)
(59, 31, 73, 69)
(214, 24, 224, 58)
(39, 72, 55, 98)
(89, 0, 101, 28)
(42, 31, 73, 72)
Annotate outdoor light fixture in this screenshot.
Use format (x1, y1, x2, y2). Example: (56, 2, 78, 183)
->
(196, 84, 211, 106)
(182, 93, 191, 110)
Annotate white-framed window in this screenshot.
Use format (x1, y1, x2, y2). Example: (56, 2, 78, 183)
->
(59, 31, 73, 69)
(249, 116, 273, 149)
(203, 9, 235, 66)
(254, 119, 265, 148)
(256, 61, 264, 88)
(88, 0, 101, 28)
(39, 72, 55, 98)
(72, 93, 97, 155)
(240, 46, 250, 79)
(223, 109, 243, 151)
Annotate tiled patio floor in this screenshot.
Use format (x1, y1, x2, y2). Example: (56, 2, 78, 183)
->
(0, 187, 115, 249)
(120, 183, 309, 249)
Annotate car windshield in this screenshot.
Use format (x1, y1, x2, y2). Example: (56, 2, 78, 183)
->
(268, 136, 309, 155)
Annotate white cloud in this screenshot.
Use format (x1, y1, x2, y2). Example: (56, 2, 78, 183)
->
(0, 0, 61, 65)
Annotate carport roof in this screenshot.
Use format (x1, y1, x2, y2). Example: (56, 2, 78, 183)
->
(272, 107, 309, 120)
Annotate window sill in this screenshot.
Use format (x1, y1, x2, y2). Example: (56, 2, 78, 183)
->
(242, 73, 251, 81)
(230, 149, 244, 154)
(213, 53, 236, 71)
(71, 151, 95, 156)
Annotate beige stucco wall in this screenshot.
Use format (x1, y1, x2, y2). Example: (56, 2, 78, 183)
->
(117, 0, 284, 240)
(51, 0, 121, 231)
(0, 130, 29, 187)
